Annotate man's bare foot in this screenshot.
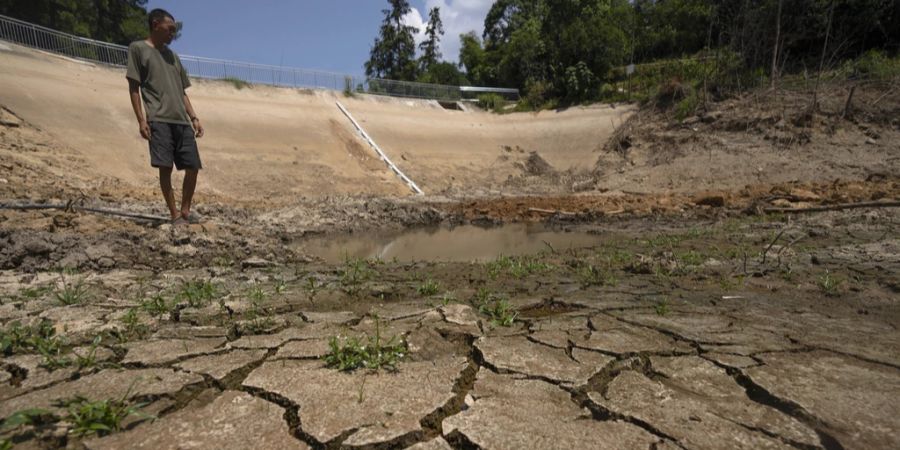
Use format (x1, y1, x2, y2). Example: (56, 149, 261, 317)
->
(172, 217, 189, 227)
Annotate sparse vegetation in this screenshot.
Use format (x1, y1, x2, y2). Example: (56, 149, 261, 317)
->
(417, 278, 441, 296)
(818, 271, 843, 297)
(0, 319, 69, 368)
(577, 264, 618, 287)
(339, 257, 377, 295)
(486, 255, 554, 280)
(479, 298, 518, 327)
(222, 76, 250, 90)
(324, 319, 406, 372)
(1, 392, 150, 439)
(141, 293, 171, 318)
(177, 279, 218, 307)
(55, 272, 90, 306)
(118, 308, 149, 342)
(655, 298, 670, 316)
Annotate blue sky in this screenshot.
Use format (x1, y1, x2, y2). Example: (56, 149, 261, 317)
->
(146, 0, 494, 76)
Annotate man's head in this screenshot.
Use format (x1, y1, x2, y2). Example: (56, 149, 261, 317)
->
(148, 9, 177, 45)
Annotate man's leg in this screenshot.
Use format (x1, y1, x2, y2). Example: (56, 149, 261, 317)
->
(159, 167, 180, 220)
(180, 169, 198, 219)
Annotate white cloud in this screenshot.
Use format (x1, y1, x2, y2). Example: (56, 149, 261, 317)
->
(402, 8, 427, 46)
(403, 0, 493, 63)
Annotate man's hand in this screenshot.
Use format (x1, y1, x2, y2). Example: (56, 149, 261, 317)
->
(192, 118, 204, 138)
(139, 120, 151, 141)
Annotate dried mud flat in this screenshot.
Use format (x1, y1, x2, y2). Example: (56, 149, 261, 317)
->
(3, 45, 900, 449)
(2, 205, 899, 449)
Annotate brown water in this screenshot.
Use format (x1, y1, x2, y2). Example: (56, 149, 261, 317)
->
(295, 223, 605, 263)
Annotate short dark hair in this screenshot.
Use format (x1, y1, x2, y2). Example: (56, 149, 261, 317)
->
(148, 8, 175, 30)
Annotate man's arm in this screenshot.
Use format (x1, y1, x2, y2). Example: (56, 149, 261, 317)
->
(128, 79, 150, 140)
(183, 93, 204, 138)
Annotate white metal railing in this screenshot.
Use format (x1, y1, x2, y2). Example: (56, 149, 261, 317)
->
(0, 14, 519, 101)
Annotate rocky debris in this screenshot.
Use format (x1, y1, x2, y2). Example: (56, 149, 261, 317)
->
(84, 391, 308, 450)
(0, 368, 203, 418)
(746, 351, 900, 450)
(122, 337, 227, 366)
(475, 336, 613, 386)
(174, 349, 268, 381)
(243, 357, 467, 446)
(443, 371, 661, 449)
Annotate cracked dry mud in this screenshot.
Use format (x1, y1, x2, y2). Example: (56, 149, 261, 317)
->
(2, 209, 899, 449)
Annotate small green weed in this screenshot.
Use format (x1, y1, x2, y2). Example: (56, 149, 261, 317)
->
(73, 336, 103, 369)
(324, 319, 406, 371)
(340, 258, 376, 295)
(417, 279, 441, 296)
(16, 285, 53, 301)
(243, 295, 275, 334)
(479, 298, 518, 327)
(818, 271, 843, 297)
(486, 255, 553, 279)
(655, 298, 670, 316)
(177, 279, 218, 307)
(55, 273, 89, 306)
(577, 264, 618, 287)
(247, 285, 268, 303)
(118, 309, 149, 341)
(274, 278, 288, 295)
(1, 408, 55, 431)
(58, 393, 152, 437)
(1, 319, 67, 368)
(141, 293, 171, 318)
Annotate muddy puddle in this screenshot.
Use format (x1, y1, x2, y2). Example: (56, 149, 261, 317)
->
(295, 223, 605, 263)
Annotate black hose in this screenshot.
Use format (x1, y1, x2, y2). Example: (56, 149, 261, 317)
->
(0, 203, 169, 223)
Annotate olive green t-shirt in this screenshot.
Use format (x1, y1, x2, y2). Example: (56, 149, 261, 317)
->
(126, 41, 192, 125)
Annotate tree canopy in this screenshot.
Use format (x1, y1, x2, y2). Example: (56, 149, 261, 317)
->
(0, 0, 150, 45)
(456, 0, 900, 104)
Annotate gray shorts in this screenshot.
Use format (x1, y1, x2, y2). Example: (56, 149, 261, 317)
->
(149, 121, 202, 170)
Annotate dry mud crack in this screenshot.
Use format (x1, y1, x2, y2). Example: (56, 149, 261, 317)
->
(2, 209, 900, 449)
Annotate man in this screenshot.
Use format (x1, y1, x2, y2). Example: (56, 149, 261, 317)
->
(127, 8, 205, 226)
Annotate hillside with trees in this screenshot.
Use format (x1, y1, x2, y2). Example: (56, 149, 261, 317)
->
(367, 0, 900, 108)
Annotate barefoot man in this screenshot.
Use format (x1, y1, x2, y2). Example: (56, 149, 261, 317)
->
(127, 8, 205, 226)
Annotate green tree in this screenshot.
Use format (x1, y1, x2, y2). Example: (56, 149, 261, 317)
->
(365, 0, 419, 81)
(0, 0, 149, 45)
(418, 7, 444, 73)
(458, 31, 492, 85)
(418, 61, 469, 85)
